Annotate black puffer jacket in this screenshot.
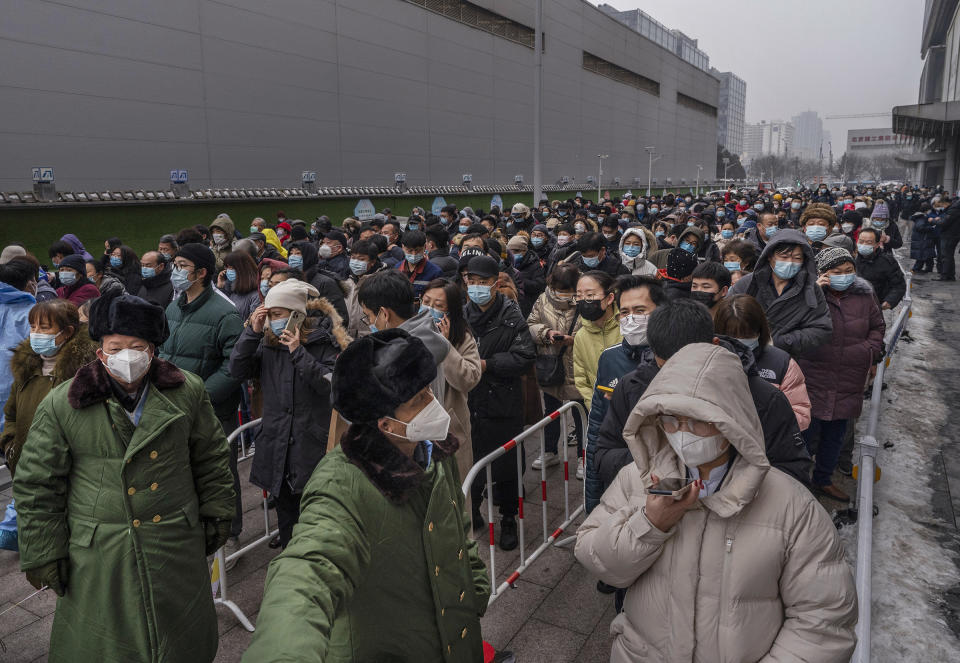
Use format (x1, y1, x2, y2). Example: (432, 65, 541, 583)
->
(513, 250, 546, 317)
(594, 337, 811, 487)
(228, 298, 350, 495)
(855, 249, 906, 308)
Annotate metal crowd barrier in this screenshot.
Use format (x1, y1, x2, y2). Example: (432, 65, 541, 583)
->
(213, 417, 273, 632)
(852, 271, 913, 663)
(461, 401, 588, 605)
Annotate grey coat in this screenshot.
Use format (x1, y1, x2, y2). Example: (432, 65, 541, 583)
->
(728, 230, 833, 358)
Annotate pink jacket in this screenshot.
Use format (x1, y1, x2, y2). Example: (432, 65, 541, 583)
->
(776, 358, 811, 431)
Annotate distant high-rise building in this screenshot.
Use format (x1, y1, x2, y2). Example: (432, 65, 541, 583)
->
(742, 120, 794, 163)
(598, 4, 710, 71)
(791, 110, 824, 160)
(713, 70, 746, 155)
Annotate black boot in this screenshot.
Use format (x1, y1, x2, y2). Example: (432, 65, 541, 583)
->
(471, 507, 485, 533)
(499, 516, 518, 551)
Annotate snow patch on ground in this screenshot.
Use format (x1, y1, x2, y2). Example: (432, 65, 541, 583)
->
(838, 277, 960, 661)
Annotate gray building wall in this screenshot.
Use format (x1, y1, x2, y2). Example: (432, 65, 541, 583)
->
(0, 0, 719, 192)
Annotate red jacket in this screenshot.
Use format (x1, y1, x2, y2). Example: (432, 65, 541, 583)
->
(57, 282, 100, 306)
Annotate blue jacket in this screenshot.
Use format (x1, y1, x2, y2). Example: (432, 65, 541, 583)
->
(396, 259, 444, 298)
(584, 340, 652, 513)
(0, 283, 36, 431)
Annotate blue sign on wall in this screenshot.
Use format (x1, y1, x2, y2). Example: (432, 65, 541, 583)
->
(431, 196, 447, 215)
(354, 198, 376, 220)
(490, 194, 503, 212)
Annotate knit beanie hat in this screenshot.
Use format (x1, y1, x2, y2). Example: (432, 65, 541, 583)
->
(176, 243, 216, 277)
(59, 254, 87, 274)
(871, 201, 890, 219)
(506, 236, 528, 253)
(263, 279, 320, 315)
(666, 247, 698, 280)
(816, 247, 855, 274)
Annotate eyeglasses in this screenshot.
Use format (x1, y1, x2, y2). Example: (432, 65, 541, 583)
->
(658, 415, 716, 436)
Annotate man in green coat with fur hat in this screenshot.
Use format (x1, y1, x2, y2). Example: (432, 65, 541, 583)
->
(242, 328, 491, 662)
(14, 291, 236, 663)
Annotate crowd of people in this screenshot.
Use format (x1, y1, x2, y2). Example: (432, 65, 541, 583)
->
(0, 180, 936, 661)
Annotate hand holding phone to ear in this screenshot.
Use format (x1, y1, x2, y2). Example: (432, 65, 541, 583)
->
(644, 473, 702, 533)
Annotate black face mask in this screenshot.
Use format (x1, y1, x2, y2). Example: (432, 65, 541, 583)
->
(577, 299, 607, 321)
(689, 290, 717, 307)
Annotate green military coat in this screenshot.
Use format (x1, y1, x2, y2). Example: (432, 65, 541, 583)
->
(13, 358, 236, 663)
(242, 426, 491, 663)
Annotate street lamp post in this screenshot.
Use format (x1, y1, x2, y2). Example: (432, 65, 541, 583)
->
(645, 146, 656, 197)
(695, 164, 702, 197)
(532, 0, 543, 208)
(722, 157, 731, 190)
(597, 154, 608, 202)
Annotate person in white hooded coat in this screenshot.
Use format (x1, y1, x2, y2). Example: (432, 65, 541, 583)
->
(618, 227, 658, 276)
(575, 342, 857, 663)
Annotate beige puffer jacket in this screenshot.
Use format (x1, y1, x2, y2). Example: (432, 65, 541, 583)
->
(526, 288, 583, 401)
(575, 343, 857, 663)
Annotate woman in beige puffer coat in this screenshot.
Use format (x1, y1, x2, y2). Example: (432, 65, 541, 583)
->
(575, 343, 857, 663)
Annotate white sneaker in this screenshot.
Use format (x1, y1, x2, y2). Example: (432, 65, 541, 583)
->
(576, 458, 585, 481)
(531, 453, 560, 470)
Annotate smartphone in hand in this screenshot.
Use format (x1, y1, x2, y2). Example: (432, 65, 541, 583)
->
(647, 477, 697, 500)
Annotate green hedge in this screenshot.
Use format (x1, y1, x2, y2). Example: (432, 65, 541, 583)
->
(0, 187, 701, 263)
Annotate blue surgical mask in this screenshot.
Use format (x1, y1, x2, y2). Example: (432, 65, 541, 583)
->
(686, 220, 695, 226)
(829, 273, 856, 291)
(349, 258, 368, 275)
(467, 284, 493, 306)
(791, 202, 802, 210)
(531, 236, 545, 248)
(405, 252, 423, 264)
(59, 270, 77, 286)
(260, 279, 270, 296)
(655, 230, 665, 238)
(140, 266, 156, 280)
(804, 226, 827, 241)
(109, 255, 122, 268)
(408, 223, 419, 231)
(269, 318, 288, 335)
(505, 221, 514, 229)
(872, 220, 887, 230)
(582, 255, 600, 268)
(753, 203, 764, 211)
(30, 331, 60, 357)
(226, 268, 237, 282)
(844, 199, 854, 205)
(716, 210, 725, 218)
(737, 217, 746, 226)
(513, 253, 524, 265)
(721, 229, 734, 239)
(622, 244, 642, 258)
(650, 207, 659, 214)
(857, 244, 875, 257)
(458, 224, 470, 234)
(723, 260, 741, 272)
(439, 216, 450, 225)
(288, 255, 303, 270)
(170, 267, 192, 291)
(419, 304, 445, 323)
(679, 241, 696, 255)
(737, 336, 760, 351)
(765, 225, 779, 238)
(773, 260, 802, 279)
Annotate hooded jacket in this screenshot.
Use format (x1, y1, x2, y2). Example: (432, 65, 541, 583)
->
(262, 228, 288, 259)
(572, 309, 622, 410)
(728, 230, 833, 358)
(576, 344, 857, 663)
(0, 282, 35, 429)
(526, 288, 583, 402)
(210, 215, 236, 271)
(617, 227, 658, 276)
(59, 233, 94, 262)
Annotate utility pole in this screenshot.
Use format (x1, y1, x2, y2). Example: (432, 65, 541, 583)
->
(645, 146, 656, 197)
(532, 0, 543, 209)
(695, 164, 702, 197)
(597, 154, 608, 202)
(722, 157, 730, 190)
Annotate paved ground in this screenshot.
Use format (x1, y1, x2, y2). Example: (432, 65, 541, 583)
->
(3, 251, 960, 661)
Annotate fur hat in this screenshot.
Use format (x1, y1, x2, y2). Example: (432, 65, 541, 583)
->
(264, 279, 320, 315)
(816, 246, 855, 274)
(176, 243, 216, 277)
(332, 329, 436, 423)
(88, 292, 169, 345)
(799, 203, 837, 227)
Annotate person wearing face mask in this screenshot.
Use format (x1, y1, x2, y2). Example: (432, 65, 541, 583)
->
(506, 235, 545, 317)
(528, 223, 555, 261)
(160, 243, 245, 560)
(546, 223, 578, 273)
(617, 227, 657, 276)
(728, 229, 832, 357)
(209, 213, 236, 272)
(798, 248, 884, 501)
(855, 227, 906, 312)
(396, 230, 443, 298)
(54, 254, 100, 306)
(689, 261, 731, 314)
(14, 291, 236, 663)
(910, 208, 939, 273)
(867, 200, 903, 251)
(572, 271, 621, 416)
(462, 256, 536, 550)
(564, 232, 630, 277)
(135, 250, 173, 307)
(786, 197, 804, 226)
(600, 218, 622, 254)
(799, 203, 838, 250)
(526, 264, 584, 471)
(1, 299, 97, 478)
(577, 341, 855, 662)
(317, 230, 351, 280)
(742, 211, 780, 252)
(242, 329, 491, 663)
(229, 279, 349, 548)
(105, 244, 142, 295)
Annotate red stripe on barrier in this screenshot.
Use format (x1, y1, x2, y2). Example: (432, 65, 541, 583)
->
(541, 481, 547, 501)
(551, 527, 564, 539)
(506, 571, 520, 586)
(262, 490, 268, 498)
(564, 461, 569, 481)
(502, 439, 517, 452)
(518, 496, 524, 519)
(489, 523, 495, 546)
(548, 410, 561, 420)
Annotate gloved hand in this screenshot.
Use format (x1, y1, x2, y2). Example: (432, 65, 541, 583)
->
(203, 519, 233, 556)
(25, 558, 69, 597)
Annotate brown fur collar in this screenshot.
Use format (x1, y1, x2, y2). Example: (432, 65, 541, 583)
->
(11, 326, 99, 385)
(340, 424, 460, 504)
(263, 297, 352, 351)
(67, 357, 186, 410)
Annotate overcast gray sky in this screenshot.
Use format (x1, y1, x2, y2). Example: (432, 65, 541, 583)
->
(599, 0, 924, 154)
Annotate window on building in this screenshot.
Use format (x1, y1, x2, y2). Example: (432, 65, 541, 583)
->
(676, 92, 717, 117)
(582, 52, 660, 96)
(404, 0, 537, 49)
